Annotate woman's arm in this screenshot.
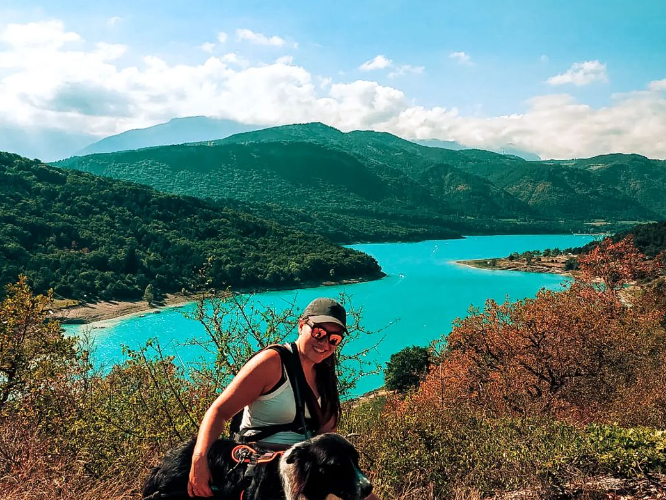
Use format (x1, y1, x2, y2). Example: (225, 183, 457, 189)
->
(188, 349, 282, 497)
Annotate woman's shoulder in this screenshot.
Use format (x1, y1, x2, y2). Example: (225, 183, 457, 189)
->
(245, 347, 282, 372)
(237, 347, 283, 393)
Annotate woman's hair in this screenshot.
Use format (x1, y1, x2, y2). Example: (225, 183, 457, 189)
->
(314, 350, 341, 428)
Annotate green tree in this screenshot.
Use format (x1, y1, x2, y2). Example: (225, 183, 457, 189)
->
(143, 283, 155, 306)
(384, 345, 431, 393)
(0, 275, 76, 409)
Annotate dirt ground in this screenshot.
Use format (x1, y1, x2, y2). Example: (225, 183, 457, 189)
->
(51, 293, 195, 324)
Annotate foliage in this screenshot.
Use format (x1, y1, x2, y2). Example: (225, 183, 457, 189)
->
(143, 284, 155, 306)
(575, 220, 666, 260)
(587, 424, 666, 477)
(0, 151, 382, 301)
(384, 345, 431, 393)
(420, 236, 666, 426)
(577, 235, 664, 289)
(342, 396, 666, 499)
(0, 275, 76, 410)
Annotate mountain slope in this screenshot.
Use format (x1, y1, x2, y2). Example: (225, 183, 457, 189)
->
(55, 123, 666, 241)
(56, 134, 561, 241)
(570, 154, 666, 218)
(208, 123, 666, 220)
(0, 151, 382, 300)
(453, 159, 660, 220)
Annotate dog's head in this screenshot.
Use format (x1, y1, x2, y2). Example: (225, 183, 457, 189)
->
(280, 433, 373, 500)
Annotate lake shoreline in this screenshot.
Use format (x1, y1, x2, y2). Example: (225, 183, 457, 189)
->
(54, 275, 384, 325)
(455, 254, 574, 276)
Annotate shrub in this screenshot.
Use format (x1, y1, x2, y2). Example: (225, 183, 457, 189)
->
(587, 424, 666, 477)
(384, 346, 431, 393)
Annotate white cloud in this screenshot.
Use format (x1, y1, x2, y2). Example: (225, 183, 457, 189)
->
(386, 91, 666, 160)
(220, 52, 249, 67)
(200, 42, 215, 53)
(217, 32, 228, 43)
(0, 20, 80, 49)
(649, 77, 666, 91)
(547, 60, 608, 86)
(359, 55, 392, 71)
(107, 17, 123, 28)
(449, 51, 473, 66)
(236, 28, 286, 47)
(1, 20, 666, 160)
(276, 55, 293, 65)
(388, 64, 424, 78)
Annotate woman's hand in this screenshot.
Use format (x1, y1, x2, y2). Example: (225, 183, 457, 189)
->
(188, 454, 213, 497)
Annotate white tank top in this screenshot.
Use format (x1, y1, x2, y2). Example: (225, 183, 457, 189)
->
(238, 345, 317, 446)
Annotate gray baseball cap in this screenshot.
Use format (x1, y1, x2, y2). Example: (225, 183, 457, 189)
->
(302, 298, 347, 333)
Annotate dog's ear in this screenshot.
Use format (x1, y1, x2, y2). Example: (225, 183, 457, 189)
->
(285, 445, 312, 465)
(285, 446, 315, 499)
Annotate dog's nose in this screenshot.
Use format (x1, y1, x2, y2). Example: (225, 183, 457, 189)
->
(360, 480, 373, 498)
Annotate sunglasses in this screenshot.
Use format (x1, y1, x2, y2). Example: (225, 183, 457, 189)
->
(307, 320, 344, 347)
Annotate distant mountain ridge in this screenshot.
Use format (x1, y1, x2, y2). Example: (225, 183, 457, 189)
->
(74, 115, 541, 161)
(414, 139, 541, 161)
(75, 116, 262, 156)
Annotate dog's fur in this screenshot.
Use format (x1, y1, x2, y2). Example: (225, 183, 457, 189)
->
(142, 433, 373, 500)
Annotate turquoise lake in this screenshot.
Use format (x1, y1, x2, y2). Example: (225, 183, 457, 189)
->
(64, 234, 595, 396)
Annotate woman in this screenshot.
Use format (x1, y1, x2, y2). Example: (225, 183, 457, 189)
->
(188, 297, 378, 499)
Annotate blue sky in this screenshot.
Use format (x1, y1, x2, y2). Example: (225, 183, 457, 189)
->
(1, 0, 665, 159)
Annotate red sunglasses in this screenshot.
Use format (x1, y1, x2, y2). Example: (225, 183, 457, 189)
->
(307, 320, 344, 347)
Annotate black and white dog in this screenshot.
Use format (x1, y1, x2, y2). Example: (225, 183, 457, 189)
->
(142, 433, 373, 500)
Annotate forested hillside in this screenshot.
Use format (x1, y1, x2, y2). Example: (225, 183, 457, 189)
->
(216, 123, 666, 221)
(0, 152, 382, 300)
(55, 123, 666, 243)
(575, 220, 666, 258)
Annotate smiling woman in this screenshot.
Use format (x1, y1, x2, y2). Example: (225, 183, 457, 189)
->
(187, 297, 379, 499)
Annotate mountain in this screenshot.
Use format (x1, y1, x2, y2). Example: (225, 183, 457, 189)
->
(452, 158, 661, 221)
(55, 123, 666, 242)
(0, 151, 382, 301)
(56, 124, 569, 242)
(567, 154, 666, 219)
(75, 116, 262, 156)
(414, 139, 542, 161)
(413, 139, 467, 151)
(212, 123, 662, 220)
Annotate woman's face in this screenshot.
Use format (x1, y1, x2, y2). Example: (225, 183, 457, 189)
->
(297, 319, 344, 365)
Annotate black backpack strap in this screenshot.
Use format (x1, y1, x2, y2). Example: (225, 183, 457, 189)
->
(286, 342, 321, 437)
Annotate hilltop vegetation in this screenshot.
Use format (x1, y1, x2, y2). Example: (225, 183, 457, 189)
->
(0, 151, 382, 301)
